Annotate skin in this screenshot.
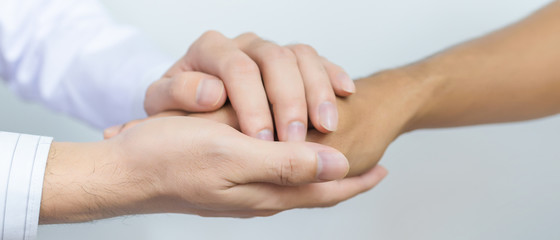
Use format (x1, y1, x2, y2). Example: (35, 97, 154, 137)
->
(39, 31, 382, 223)
(45, 0, 560, 226)
(109, 1, 560, 177)
(108, 71, 421, 177)
(40, 117, 388, 223)
(136, 31, 356, 142)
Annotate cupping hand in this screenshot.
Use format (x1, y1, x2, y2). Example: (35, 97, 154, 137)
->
(97, 31, 390, 218)
(107, 71, 417, 177)
(41, 117, 387, 223)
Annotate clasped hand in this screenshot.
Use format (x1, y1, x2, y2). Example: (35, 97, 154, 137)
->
(41, 31, 391, 223)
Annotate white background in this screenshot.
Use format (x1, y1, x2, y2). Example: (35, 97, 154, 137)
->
(1, 0, 559, 239)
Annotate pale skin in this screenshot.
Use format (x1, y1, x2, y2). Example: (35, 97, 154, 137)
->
(110, 1, 560, 179)
(39, 32, 388, 224)
(43, 0, 560, 224)
(41, 117, 387, 223)
(119, 31, 356, 141)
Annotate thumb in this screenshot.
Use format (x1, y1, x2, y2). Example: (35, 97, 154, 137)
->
(238, 140, 350, 185)
(144, 71, 227, 115)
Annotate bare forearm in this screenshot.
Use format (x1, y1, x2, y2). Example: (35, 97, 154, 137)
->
(404, 1, 560, 130)
(40, 142, 152, 224)
(330, 2, 560, 176)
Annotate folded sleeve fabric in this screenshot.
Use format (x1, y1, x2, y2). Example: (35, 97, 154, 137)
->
(0, 0, 176, 239)
(0, 132, 53, 240)
(0, 0, 173, 129)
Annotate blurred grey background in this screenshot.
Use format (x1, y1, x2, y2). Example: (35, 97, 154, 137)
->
(1, 0, 559, 239)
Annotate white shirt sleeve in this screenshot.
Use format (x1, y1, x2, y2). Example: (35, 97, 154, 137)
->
(0, 0, 174, 129)
(0, 132, 53, 240)
(1, 0, 176, 239)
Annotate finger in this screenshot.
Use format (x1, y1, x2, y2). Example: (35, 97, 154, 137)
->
(233, 165, 388, 211)
(189, 209, 280, 218)
(104, 124, 126, 139)
(235, 33, 307, 142)
(288, 44, 339, 133)
(321, 58, 355, 96)
(190, 104, 240, 130)
(144, 71, 227, 115)
(292, 165, 388, 208)
(233, 140, 350, 185)
(186, 31, 274, 140)
(103, 111, 189, 139)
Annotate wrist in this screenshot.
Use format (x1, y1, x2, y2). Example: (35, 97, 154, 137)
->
(397, 63, 448, 131)
(40, 141, 155, 224)
(318, 68, 440, 177)
(354, 66, 443, 134)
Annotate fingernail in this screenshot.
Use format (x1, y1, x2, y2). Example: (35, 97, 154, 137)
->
(286, 121, 306, 141)
(256, 129, 274, 141)
(338, 72, 355, 93)
(103, 125, 121, 137)
(316, 151, 349, 181)
(196, 78, 224, 107)
(319, 101, 338, 131)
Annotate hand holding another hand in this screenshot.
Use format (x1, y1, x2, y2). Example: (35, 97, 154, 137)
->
(88, 31, 405, 223)
(109, 70, 424, 177)
(41, 117, 387, 223)
(134, 31, 355, 142)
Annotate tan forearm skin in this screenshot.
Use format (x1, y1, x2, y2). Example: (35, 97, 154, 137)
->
(335, 2, 560, 176)
(39, 3, 560, 221)
(403, 1, 560, 130)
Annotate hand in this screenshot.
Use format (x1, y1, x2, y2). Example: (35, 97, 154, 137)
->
(41, 117, 387, 223)
(138, 31, 356, 142)
(307, 71, 421, 176)
(105, 71, 418, 177)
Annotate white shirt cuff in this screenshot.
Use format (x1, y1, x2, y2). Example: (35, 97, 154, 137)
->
(0, 132, 53, 240)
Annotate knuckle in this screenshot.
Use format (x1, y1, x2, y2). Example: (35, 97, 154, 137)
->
(269, 92, 306, 107)
(323, 93, 338, 104)
(168, 74, 189, 103)
(261, 45, 296, 63)
(277, 153, 300, 185)
(144, 86, 159, 114)
(237, 31, 259, 40)
(190, 31, 219, 53)
(200, 30, 222, 40)
(312, 87, 337, 103)
(222, 57, 260, 77)
(239, 110, 268, 125)
(255, 195, 291, 211)
(290, 44, 318, 56)
(206, 126, 237, 151)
